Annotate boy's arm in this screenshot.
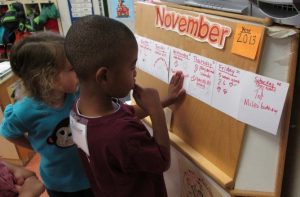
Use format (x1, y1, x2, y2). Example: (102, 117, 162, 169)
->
(6, 136, 33, 150)
(133, 71, 185, 119)
(149, 106, 170, 155)
(133, 85, 170, 166)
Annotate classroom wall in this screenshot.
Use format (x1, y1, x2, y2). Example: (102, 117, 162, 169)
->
(52, 1, 300, 196)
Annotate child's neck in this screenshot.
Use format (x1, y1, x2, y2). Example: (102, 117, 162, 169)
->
(78, 93, 116, 117)
(48, 91, 66, 108)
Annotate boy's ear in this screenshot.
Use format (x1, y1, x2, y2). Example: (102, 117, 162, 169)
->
(95, 67, 108, 84)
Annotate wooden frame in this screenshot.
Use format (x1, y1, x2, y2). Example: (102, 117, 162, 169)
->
(135, 2, 265, 188)
(134, 2, 299, 196)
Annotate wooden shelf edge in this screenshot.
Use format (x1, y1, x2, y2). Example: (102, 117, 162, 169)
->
(143, 117, 233, 189)
(230, 189, 275, 197)
(0, 158, 24, 166)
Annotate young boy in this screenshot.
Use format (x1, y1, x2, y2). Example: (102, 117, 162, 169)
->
(65, 15, 185, 197)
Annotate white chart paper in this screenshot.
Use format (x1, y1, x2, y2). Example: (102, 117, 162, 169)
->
(136, 35, 154, 74)
(211, 62, 246, 118)
(152, 41, 170, 83)
(135, 35, 290, 135)
(238, 72, 289, 134)
(170, 48, 191, 89)
(188, 53, 216, 105)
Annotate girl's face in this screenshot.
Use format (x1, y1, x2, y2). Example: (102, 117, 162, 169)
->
(54, 60, 79, 93)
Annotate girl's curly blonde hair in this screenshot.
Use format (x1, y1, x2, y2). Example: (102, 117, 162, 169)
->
(9, 32, 67, 105)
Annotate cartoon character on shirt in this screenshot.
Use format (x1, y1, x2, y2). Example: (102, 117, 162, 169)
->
(47, 118, 74, 148)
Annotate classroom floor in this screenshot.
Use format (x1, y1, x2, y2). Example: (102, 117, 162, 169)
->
(25, 153, 48, 197)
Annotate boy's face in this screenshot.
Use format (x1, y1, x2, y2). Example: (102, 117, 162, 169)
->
(107, 40, 137, 98)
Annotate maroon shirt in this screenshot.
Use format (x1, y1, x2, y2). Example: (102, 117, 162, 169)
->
(71, 101, 169, 197)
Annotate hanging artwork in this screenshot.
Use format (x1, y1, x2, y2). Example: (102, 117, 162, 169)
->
(67, 0, 94, 23)
(179, 159, 224, 197)
(108, 0, 134, 19)
(107, 0, 135, 31)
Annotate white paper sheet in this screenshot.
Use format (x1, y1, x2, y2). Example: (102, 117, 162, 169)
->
(0, 61, 11, 74)
(188, 53, 216, 105)
(70, 115, 90, 156)
(238, 72, 289, 134)
(170, 48, 191, 90)
(152, 41, 170, 83)
(135, 35, 290, 135)
(136, 35, 154, 74)
(211, 62, 246, 118)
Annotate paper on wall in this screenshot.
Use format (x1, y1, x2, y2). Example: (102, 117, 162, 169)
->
(188, 53, 216, 105)
(211, 62, 246, 118)
(135, 35, 289, 135)
(152, 40, 170, 83)
(170, 48, 191, 90)
(237, 72, 289, 134)
(136, 35, 154, 74)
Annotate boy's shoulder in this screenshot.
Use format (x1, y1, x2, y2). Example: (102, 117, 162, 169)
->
(111, 103, 146, 132)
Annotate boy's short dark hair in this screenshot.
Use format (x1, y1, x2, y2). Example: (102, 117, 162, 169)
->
(65, 15, 136, 81)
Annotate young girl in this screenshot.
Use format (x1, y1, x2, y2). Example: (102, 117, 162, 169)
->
(0, 32, 93, 197)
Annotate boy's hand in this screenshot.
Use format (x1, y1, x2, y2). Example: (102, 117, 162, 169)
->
(133, 84, 162, 115)
(132, 71, 185, 119)
(163, 71, 186, 107)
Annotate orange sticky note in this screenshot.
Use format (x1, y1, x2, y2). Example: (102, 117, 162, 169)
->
(231, 24, 264, 60)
